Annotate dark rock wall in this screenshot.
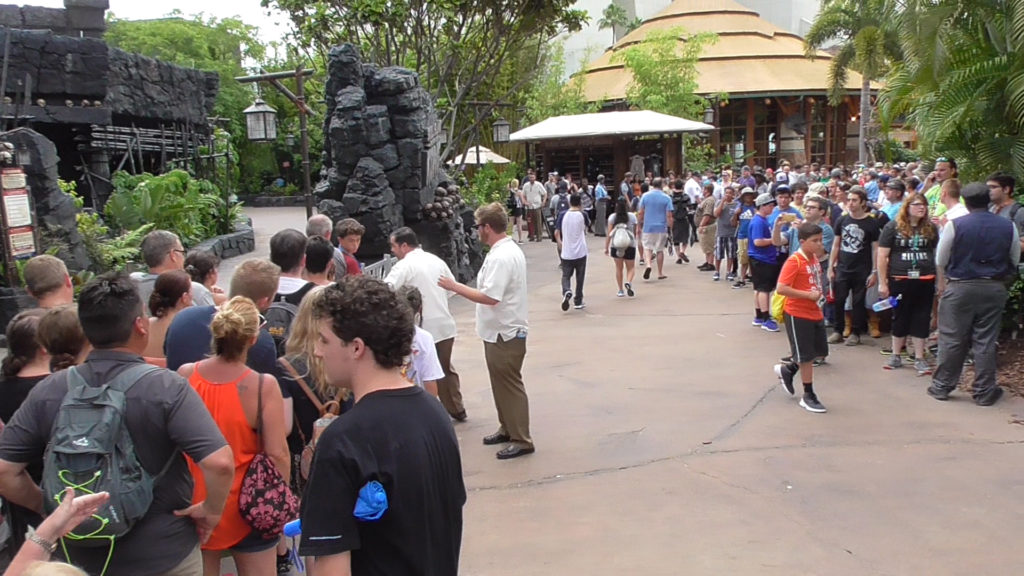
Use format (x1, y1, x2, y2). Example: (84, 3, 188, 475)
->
(0, 0, 107, 39)
(316, 44, 482, 281)
(3, 127, 91, 271)
(0, 28, 218, 126)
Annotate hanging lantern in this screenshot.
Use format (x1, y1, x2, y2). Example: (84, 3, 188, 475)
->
(243, 98, 278, 142)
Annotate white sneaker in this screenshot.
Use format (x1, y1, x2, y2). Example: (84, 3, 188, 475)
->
(617, 290, 625, 297)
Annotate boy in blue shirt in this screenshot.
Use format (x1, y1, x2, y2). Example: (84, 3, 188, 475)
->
(750, 193, 780, 331)
(731, 187, 758, 288)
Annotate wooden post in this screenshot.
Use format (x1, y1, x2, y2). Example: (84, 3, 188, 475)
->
(746, 99, 755, 167)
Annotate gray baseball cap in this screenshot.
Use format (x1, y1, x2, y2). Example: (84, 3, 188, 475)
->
(755, 192, 776, 207)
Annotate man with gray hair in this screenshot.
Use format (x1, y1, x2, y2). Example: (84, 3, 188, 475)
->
(306, 213, 347, 282)
(132, 229, 214, 308)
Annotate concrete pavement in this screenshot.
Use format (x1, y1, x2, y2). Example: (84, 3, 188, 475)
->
(227, 208, 1024, 575)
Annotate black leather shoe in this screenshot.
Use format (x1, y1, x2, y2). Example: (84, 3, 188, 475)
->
(452, 410, 468, 422)
(926, 386, 950, 401)
(482, 432, 510, 445)
(496, 445, 535, 460)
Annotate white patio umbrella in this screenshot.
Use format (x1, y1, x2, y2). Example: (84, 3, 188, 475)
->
(447, 145, 512, 166)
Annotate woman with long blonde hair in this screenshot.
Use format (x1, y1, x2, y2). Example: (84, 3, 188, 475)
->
(507, 177, 525, 243)
(277, 287, 351, 488)
(177, 296, 289, 576)
(877, 193, 939, 375)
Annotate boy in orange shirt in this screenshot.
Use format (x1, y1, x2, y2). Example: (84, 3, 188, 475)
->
(774, 222, 829, 413)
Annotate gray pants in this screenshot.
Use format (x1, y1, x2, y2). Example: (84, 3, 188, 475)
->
(932, 279, 1007, 398)
(560, 256, 587, 304)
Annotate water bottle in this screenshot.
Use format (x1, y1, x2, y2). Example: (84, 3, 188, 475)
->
(284, 519, 302, 537)
(871, 294, 902, 312)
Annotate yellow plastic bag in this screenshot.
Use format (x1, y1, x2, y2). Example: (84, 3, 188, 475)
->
(770, 291, 787, 322)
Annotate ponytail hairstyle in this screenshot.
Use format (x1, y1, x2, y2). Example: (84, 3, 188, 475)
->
(2, 309, 46, 379)
(184, 250, 220, 285)
(210, 296, 260, 362)
(397, 285, 424, 327)
(37, 304, 88, 372)
(149, 270, 191, 318)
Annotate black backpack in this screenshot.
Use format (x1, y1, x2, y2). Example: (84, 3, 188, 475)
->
(672, 193, 691, 221)
(264, 282, 316, 356)
(555, 192, 570, 215)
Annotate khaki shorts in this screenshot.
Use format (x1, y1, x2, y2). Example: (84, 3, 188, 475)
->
(738, 238, 750, 266)
(699, 224, 717, 255)
(642, 232, 669, 253)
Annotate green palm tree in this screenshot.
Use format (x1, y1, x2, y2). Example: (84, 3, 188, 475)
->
(879, 0, 1024, 179)
(804, 0, 902, 164)
(597, 2, 629, 46)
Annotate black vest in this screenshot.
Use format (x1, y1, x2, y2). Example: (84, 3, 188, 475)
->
(947, 211, 1015, 279)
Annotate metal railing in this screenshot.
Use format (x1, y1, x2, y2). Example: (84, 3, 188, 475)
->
(362, 255, 397, 280)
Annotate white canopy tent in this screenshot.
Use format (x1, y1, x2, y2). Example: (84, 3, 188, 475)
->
(447, 145, 512, 166)
(510, 110, 713, 141)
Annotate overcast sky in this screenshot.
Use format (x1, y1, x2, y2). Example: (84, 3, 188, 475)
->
(30, 0, 290, 42)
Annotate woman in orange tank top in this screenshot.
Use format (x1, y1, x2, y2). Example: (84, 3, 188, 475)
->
(177, 296, 289, 576)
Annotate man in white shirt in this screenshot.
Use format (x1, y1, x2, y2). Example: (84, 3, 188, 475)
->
(440, 203, 533, 460)
(385, 227, 466, 421)
(522, 170, 547, 242)
(554, 193, 590, 311)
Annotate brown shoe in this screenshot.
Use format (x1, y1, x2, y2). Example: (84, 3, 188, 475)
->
(483, 432, 510, 445)
(451, 410, 467, 422)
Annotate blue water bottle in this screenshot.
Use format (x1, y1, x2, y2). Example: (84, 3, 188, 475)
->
(871, 293, 902, 312)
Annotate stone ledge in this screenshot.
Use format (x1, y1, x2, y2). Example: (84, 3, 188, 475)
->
(193, 224, 256, 260)
(236, 195, 311, 208)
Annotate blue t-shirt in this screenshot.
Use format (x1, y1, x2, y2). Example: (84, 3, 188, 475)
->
(594, 183, 608, 201)
(882, 201, 902, 221)
(734, 204, 757, 239)
(164, 305, 288, 397)
(768, 205, 802, 228)
(638, 190, 672, 234)
(865, 181, 880, 204)
(748, 213, 778, 263)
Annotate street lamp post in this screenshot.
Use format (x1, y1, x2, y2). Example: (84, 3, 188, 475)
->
(236, 67, 317, 218)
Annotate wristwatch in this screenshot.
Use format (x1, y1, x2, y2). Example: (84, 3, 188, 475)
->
(28, 533, 57, 554)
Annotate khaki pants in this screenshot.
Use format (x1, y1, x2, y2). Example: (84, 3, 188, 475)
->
(153, 545, 202, 576)
(434, 337, 465, 417)
(527, 208, 544, 240)
(483, 335, 532, 447)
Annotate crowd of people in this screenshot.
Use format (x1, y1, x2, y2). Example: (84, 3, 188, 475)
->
(0, 153, 1018, 575)
(522, 159, 1021, 413)
(0, 207, 519, 575)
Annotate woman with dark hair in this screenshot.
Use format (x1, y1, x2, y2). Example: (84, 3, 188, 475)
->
(143, 270, 193, 366)
(178, 296, 289, 575)
(0, 309, 48, 423)
(878, 192, 939, 375)
(185, 250, 227, 305)
(0, 308, 49, 554)
(36, 304, 88, 373)
(604, 197, 639, 298)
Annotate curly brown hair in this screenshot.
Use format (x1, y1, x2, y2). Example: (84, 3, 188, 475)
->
(313, 276, 413, 369)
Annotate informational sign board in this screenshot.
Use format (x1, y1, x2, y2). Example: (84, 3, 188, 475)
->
(3, 189, 32, 228)
(0, 166, 38, 286)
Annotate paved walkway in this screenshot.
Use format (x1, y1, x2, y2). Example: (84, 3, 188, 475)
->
(226, 208, 1024, 575)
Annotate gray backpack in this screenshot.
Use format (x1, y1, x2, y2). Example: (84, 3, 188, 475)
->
(41, 364, 174, 548)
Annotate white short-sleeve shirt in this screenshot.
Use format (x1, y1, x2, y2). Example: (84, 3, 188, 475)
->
(475, 237, 528, 343)
(384, 248, 457, 342)
(404, 326, 446, 388)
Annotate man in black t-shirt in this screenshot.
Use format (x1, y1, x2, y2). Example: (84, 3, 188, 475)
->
(300, 276, 465, 575)
(828, 187, 881, 345)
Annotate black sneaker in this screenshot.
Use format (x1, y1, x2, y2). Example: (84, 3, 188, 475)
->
(277, 553, 293, 575)
(799, 393, 827, 413)
(561, 291, 572, 311)
(625, 282, 635, 297)
(926, 386, 950, 401)
(774, 363, 796, 395)
(643, 267, 652, 280)
(975, 386, 1003, 406)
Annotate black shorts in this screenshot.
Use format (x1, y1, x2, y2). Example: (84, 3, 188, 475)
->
(672, 217, 690, 244)
(610, 246, 637, 260)
(750, 259, 781, 292)
(230, 528, 279, 553)
(890, 278, 935, 338)
(784, 313, 829, 363)
(509, 206, 524, 218)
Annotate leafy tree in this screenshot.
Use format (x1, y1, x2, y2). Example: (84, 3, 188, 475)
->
(597, 3, 629, 45)
(264, 0, 588, 161)
(613, 26, 718, 121)
(522, 42, 601, 126)
(804, 0, 902, 165)
(105, 13, 322, 193)
(878, 0, 1024, 180)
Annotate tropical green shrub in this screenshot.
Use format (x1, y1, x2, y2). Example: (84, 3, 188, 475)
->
(463, 162, 519, 208)
(60, 180, 153, 272)
(104, 170, 242, 247)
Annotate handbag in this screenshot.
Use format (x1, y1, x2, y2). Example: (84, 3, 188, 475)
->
(238, 374, 299, 539)
(278, 358, 343, 483)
